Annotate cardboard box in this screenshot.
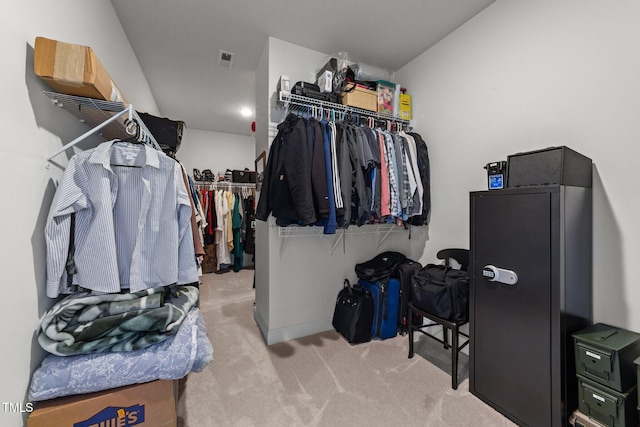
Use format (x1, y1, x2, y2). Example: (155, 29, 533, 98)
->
(27, 380, 176, 427)
(399, 93, 412, 120)
(376, 80, 395, 115)
(34, 36, 128, 104)
(341, 85, 377, 112)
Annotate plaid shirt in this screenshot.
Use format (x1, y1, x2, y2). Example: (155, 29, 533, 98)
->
(384, 132, 400, 218)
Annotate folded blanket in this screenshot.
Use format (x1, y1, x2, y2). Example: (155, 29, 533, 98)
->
(29, 308, 214, 401)
(39, 285, 199, 356)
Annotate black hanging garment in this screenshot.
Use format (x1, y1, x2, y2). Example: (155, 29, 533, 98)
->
(243, 196, 255, 255)
(137, 112, 186, 157)
(407, 132, 431, 225)
(255, 114, 316, 226)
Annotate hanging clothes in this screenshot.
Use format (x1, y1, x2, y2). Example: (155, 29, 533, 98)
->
(215, 190, 231, 268)
(255, 114, 317, 226)
(334, 122, 351, 228)
(399, 131, 423, 219)
(320, 120, 336, 234)
(180, 164, 205, 260)
(45, 141, 198, 298)
(232, 194, 244, 272)
(255, 112, 430, 230)
(377, 129, 391, 218)
(225, 190, 235, 252)
(407, 132, 431, 225)
(191, 181, 256, 273)
(243, 196, 255, 255)
(308, 118, 329, 220)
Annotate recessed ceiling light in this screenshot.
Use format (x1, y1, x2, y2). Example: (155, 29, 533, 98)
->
(240, 108, 252, 117)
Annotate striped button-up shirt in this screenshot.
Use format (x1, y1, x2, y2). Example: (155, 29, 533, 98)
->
(45, 141, 198, 298)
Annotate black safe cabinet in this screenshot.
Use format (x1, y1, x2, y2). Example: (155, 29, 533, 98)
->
(469, 185, 592, 427)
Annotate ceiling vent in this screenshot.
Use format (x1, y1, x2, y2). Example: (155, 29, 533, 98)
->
(218, 50, 235, 69)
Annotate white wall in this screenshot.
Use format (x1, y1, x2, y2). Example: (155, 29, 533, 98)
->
(396, 0, 640, 331)
(254, 38, 429, 344)
(0, 2, 158, 425)
(178, 128, 255, 178)
(254, 39, 271, 333)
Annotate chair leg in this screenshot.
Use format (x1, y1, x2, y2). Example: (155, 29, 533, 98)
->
(451, 325, 459, 390)
(443, 326, 449, 349)
(408, 307, 414, 359)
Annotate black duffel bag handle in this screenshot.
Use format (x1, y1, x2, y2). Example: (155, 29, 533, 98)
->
(343, 279, 353, 295)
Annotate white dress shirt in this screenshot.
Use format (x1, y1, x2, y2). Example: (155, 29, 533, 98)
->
(45, 141, 198, 298)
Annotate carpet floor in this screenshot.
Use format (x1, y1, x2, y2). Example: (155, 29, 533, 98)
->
(177, 269, 516, 427)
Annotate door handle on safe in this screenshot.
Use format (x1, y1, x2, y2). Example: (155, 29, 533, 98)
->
(482, 265, 518, 285)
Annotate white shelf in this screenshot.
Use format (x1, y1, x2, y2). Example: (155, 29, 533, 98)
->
(44, 91, 161, 160)
(275, 223, 408, 257)
(278, 91, 411, 126)
(276, 223, 404, 238)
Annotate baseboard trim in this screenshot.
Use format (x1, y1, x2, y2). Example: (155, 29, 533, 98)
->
(253, 308, 332, 345)
(253, 306, 269, 343)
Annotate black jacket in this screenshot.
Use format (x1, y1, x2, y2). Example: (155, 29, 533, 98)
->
(309, 119, 329, 219)
(407, 132, 431, 225)
(256, 114, 317, 226)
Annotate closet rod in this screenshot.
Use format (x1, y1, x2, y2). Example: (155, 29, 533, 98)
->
(194, 182, 256, 189)
(47, 107, 129, 161)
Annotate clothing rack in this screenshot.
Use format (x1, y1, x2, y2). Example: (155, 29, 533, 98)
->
(44, 91, 161, 161)
(279, 91, 411, 130)
(193, 181, 257, 199)
(193, 181, 256, 189)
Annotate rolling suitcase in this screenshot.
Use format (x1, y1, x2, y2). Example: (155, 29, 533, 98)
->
(393, 259, 423, 335)
(358, 278, 400, 340)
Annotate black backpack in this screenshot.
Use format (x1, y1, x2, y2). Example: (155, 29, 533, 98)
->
(355, 251, 406, 282)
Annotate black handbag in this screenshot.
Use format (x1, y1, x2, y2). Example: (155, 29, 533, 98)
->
(355, 251, 406, 282)
(232, 169, 256, 183)
(332, 279, 374, 344)
(411, 264, 469, 322)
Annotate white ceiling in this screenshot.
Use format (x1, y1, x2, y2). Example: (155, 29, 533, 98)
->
(111, 0, 495, 137)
